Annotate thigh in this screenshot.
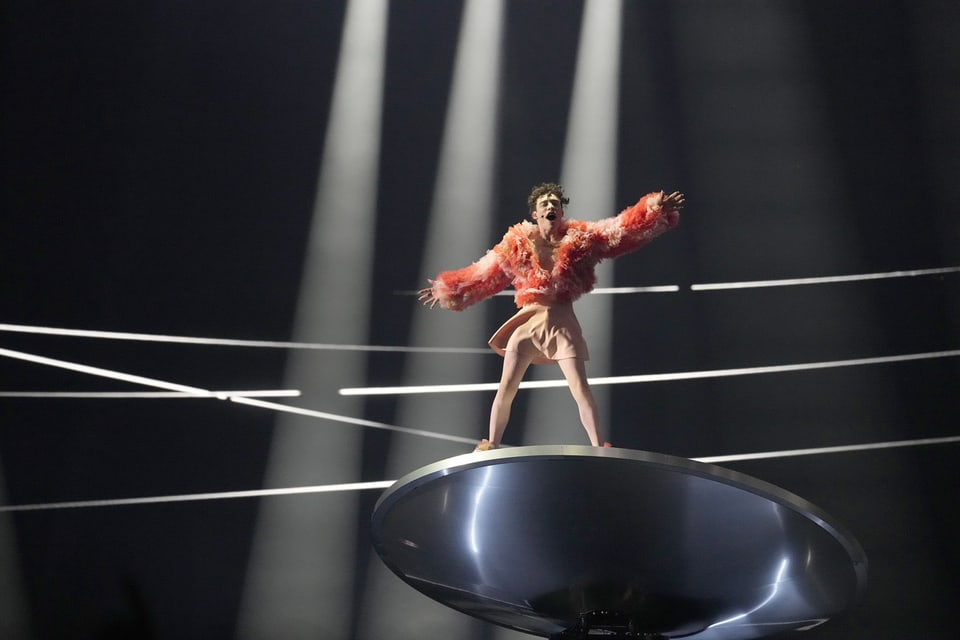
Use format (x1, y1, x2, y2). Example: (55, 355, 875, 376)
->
(499, 350, 534, 389)
(557, 357, 590, 393)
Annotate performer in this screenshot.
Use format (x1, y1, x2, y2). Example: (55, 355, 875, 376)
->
(419, 182, 683, 451)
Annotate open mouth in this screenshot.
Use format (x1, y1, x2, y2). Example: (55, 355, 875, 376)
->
(545, 213, 557, 221)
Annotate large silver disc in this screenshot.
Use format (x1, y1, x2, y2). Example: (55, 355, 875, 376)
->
(371, 446, 867, 639)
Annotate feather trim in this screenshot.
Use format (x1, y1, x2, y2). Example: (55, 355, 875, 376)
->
(432, 248, 511, 311)
(428, 193, 678, 311)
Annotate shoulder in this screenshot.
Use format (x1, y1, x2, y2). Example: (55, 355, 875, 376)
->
(500, 221, 535, 242)
(513, 220, 536, 236)
(562, 219, 594, 242)
(494, 221, 534, 255)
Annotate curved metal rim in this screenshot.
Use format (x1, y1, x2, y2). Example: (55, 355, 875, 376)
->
(372, 445, 868, 600)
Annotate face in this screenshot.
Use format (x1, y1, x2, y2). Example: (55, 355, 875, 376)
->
(533, 193, 564, 234)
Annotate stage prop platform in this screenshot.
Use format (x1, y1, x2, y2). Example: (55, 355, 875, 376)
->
(371, 446, 867, 639)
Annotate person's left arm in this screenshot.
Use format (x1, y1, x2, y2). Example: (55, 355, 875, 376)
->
(588, 190, 684, 260)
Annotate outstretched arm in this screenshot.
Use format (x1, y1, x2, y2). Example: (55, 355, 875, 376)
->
(592, 190, 684, 260)
(419, 246, 512, 311)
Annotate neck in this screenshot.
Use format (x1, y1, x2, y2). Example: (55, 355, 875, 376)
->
(538, 223, 564, 244)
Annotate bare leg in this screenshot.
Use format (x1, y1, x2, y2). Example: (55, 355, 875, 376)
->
(557, 357, 603, 446)
(488, 350, 534, 447)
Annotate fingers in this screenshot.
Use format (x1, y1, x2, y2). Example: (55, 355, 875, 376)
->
(654, 190, 685, 205)
(661, 191, 685, 209)
(418, 286, 439, 308)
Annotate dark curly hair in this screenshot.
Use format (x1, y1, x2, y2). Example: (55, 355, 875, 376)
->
(527, 182, 569, 212)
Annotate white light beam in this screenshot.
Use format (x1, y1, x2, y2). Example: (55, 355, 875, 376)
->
(0, 390, 300, 399)
(0, 347, 219, 397)
(691, 265, 960, 291)
(338, 348, 960, 395)
(3, 433, 956, 513)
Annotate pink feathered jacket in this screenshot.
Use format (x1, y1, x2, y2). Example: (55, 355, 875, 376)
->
(430, 192, 679, 311)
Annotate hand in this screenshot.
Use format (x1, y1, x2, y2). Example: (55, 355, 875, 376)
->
(418, 281, 440, 309)
(660, 190, 685, 213)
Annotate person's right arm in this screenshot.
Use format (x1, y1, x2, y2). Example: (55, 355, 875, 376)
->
(419, 237, 513, 311)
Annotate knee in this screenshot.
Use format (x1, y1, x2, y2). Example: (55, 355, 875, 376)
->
(568, 381, 594, 404)
(495, 385, 518, 405)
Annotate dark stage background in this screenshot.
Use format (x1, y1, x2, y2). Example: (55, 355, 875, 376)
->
(1, 1, 958, 639)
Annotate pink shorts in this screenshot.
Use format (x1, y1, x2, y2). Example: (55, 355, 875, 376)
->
(488, 302, 589, 365)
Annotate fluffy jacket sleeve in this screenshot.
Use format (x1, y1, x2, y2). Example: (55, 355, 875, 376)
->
(587, 191, 680, 260)
(429, 241, 513, 311)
